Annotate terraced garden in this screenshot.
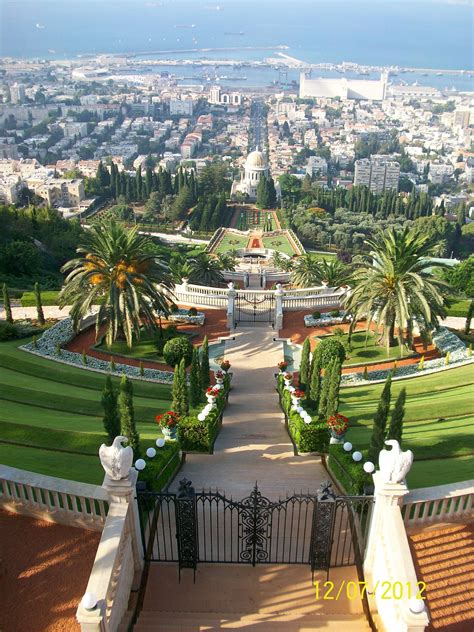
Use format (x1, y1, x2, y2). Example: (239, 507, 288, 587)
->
(339, 363, 474, 488)
(0, 339, 176, 484)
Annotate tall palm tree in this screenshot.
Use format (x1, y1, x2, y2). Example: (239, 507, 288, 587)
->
(59, 222, 174, 347)
(187, 252, 225, 286)
(269, 251, 285, 270)
(316, 259, 352, 289)
(344, 226, 449, 352)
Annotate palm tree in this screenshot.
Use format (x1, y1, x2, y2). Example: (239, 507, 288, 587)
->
(316, 259, 352, 289)
(60, 222, 174, 347)
(187, 252, 225, 286)
(219, 253, 237, 272)
(344, 226, 449, 353)
(291, 253, 321, 287)
(269, 251, 285, 270)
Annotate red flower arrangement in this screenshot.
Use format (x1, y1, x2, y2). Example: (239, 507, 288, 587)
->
(327, 413, 349, 435)
(215, 370, 224, 379)
(206, 387, 219, 397)
(283, 372, 293, 381)
(278, 361, 288, 371)
(293, 389, 305, 399)
(156, 411, 180, 428)
(220, 360, 231, 371)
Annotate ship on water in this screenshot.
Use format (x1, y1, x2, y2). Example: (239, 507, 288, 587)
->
(224, 31, 245, 35)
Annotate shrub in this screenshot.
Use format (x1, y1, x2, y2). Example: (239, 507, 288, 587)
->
(139, 361, 145, 376)
(170, 304, 179, 313)
(312, 310, 322, 319)
(188, 307, 198, 316)
(363, 366, 368, 380)
(314, 337, 346, 368)
(418, 355, 425, 371)
(82, 349, 87, 365)
(330, 310, 340, 317)
(327, 445, 371, 495)
(0, 321, 18, 341)
(163, 336, 193, 367)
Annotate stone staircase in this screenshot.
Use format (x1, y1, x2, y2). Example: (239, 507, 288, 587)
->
(134, 611, 371, 631)
(133, 564, 371, 632)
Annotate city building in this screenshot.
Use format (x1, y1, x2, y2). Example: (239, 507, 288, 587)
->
(354, 156, 400, 192)
(10, 83, 26, 104)
(306, 156, 328, 177)
(169, 98, 194, 116)
(209, 86, 242, 107)
(299, 73, 388, 101)
(26, 176, 85, 207)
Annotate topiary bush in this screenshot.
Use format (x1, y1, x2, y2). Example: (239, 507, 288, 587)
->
(0, 321, 18, 341)
(327, 444, 372, 495)
(163, 336, 194, 367)
(312, 310, 321, 319)
(314, 337, 346, 368)
(188, 307, 198, 316)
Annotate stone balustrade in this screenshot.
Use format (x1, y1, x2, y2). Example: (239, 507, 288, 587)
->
(402, 480, 474, 529)
(364, 472, 429, 632)
(0, 464, 109, 531)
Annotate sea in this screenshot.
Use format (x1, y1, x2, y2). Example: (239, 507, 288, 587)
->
(0, 0, 473, 91)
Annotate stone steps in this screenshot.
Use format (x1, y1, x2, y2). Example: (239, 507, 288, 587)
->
(134, 611, 371, 631)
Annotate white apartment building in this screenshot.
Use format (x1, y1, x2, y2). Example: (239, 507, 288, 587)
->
(428, 163, 454, 185)
(306, 156, 328, 176)
(354, 156, 400, 192)
(209, 86, 242, 107)
(170, 98, 194, 116)
(0, 175, 21, 203)
(26, 176, 85, 208)
(10, 83, 26, 104)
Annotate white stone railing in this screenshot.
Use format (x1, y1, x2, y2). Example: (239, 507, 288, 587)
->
(77, 503, 136, 632)
(364, 472, 429, 632)
(282, 290, 346, 311)
(0, 465, 109, 531)
(402, 480, 474, 529)
(174, 282, 229, 309)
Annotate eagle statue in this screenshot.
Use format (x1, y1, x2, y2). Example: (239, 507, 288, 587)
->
(378, 440, 414, 484)
(99, 435, 133, 480)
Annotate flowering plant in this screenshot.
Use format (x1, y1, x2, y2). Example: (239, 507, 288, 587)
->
(278, 361, 288, 371)
(206, 387, 219, 397)
(293, 389, 305, 399)
(156, 411, 180, 428)
(283, 372, 293, 381)
(215, 370, 224, 379)
(220, 360, 231, 371)
(327, 413, 349, 435)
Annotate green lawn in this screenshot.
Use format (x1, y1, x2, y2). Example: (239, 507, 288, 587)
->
(262, 233, 296, 256)
(314, 331, 414, 366)
(339, 364, 474, 488)
(0, 338, 175, 483)
(235, 208, 275, 232)
(446, 299, 471, 318)
(96, 328, 193, 362)
(214, 232, 249, 254)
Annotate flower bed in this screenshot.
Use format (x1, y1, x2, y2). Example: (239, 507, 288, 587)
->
(304, 312, 350, 327)
(20, 318, 175, 384)
(160, 309, 205, 326)
(340, 327, 471, 386)
(276, 375, 329, 453)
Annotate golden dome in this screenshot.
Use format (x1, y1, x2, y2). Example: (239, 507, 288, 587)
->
(245, 150, 268, 170)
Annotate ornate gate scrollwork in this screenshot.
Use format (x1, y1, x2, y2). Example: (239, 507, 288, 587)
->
(238, 484, 273, 565)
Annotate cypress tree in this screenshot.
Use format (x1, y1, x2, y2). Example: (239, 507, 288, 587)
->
(308, 353, 322, 409)
(318, 358, 334, 418)
(172, 358, 189, 416)
(189, 346, 202, 407)
(137, 165, 143, 200)
(2, 283, 13, 324)
(119, 375, 140, 456)
(387, 387, 406, 445)
(101, 375, 120, 443)
(299, 337, 311, 390)
(200, 336, 210, 389)
(325, 357, 342, 418)
(368, 374, 392, 464)
(34, 282, 45, 326)
(465, 299, 474, 335)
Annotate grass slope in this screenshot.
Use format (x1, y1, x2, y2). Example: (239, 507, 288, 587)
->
(340, 364, 474, 488)
(0, 339, 175, 483)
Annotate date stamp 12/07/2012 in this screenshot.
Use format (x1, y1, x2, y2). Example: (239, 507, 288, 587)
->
(314, 581, 427, 601)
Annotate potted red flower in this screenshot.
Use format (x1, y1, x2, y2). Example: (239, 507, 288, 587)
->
(214, 370, 225, 385)
(278, 361, 288, 373)
(156, 411, 180, 440)
(206, 386, 220, 405)
(327, 413, 349, 443)
(283, 372, 293, 386)
(220, 360, 231, 373)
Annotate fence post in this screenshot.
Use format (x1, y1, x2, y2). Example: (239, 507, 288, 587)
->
(227, 282, 236, 330)
(102, 468, 144, 573)
(175, 478, 198, 581)
(274, 283, 284, 330)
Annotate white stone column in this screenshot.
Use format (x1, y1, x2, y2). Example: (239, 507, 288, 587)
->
(227, 282, 236, 330)
(102, 468, 144, 573)
(274, 283, 284, 331)
(364, 471, 409, 571)
(76, 605, 108, 632)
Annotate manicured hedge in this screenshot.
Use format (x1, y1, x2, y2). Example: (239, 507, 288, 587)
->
(327, 444, 372, 495)
(277, 377, 329, 453)
(179, 379, 230, 453)
(137, 441, 181, 491)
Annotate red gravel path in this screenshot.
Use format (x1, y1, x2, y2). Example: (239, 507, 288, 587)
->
(65, 308, 229, 371)
(280, 310, 439, 374)
(0, 510, 100, 632)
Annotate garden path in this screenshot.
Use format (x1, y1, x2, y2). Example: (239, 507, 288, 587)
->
(170, 327, 328, 499)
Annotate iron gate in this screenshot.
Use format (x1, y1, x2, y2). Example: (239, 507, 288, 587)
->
(234, 292, 275, 326)
(137, 480, 373, 577)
